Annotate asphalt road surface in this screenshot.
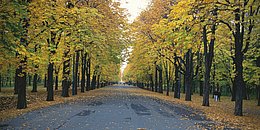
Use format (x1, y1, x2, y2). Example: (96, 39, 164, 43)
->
(1, 85, 230, 130)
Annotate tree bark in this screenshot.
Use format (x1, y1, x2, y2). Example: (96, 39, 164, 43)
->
(86, 57, 91, 91)
(149, 74, 154, 91)
(183, 71, 185, 94)
(17, 58, 27, 109)
(154, 63, 158, 92)
(81, 52, 86, 92)
(174, 55, 180, 99)
(91, 66, 99, 90)
(202, 20, 216, 106)
(61, 49, 70, 97)
(74, 51, 80, 95)
(46, 62, 54, 101)
(32, 45, 39, 92)
(97, 74, 100, 88)
(158, 65, 163, 93)
(55, 74, 58, 90)
(44, 74, 47, 87)
(91, 74, 97, 90)
(77, 72, 80, 90)
(46, 31, 57, 101)
(231, 78, 236, 101)
(17, 7, 30, 108)
(31, 73, 38, 92)
(72, 52, 79, 95)
(72, 54, 76, 95)
(165, 61, 170, 96)
(185, 49, 192, 101)
(234, 6, 245, 116)
(0, 74, 1, 92)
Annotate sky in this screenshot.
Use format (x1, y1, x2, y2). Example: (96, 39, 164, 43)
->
(116, 0, 151, 81)
(116, 0, 151, 23)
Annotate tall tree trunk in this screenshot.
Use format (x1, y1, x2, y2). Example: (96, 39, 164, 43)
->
(97, 74, 100, 88)
(77, 72, 80, 90)
(185, 49, 192, 101)
(55, 74, 58, 90)
(199, 51, 203, 96)
(0, 73, 1, 92)
(46, 31, 57, 101)
(9, 76, 12, 87)
(149, 74, 154, 91)
(231, 76, 236, 101)
(183, 71, 185, 94)
(191, 52, 194, 95)
(146, 82, 150, 90)
(17, 6, 30, 108)
(86, 57, 91, 91)
(72, 55, 74, 95)
(154, 63, 158, 92)
(234, 6, 245, 116)
(202, 19, 216, 106)
(44, 74, 47, 87)
(74, 51, 80, 95)
(17, 58, 27, 109)
(61, 48, 70, 97)
(81, 52, 86, 92)
(46, 62, 54, 101)
(32, 45, 39, 92)
(174, 55, 180, 99)
(165, 61, 170, 96)
(158, 65, 163, 93)
(72, 54, 76, 95)
(1, 76, 3, 89)
(91, 66, 99, 90)
(31, 73, 38, 92)
(91, 74, 97, 90)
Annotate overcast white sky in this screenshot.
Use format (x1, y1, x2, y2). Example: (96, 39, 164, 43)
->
(116, 0, 151, 22)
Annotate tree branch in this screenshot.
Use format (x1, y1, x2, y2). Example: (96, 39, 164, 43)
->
(219, 20, 235, 37)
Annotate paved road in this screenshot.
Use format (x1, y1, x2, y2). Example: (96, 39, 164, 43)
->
(1, 85, 223, 130)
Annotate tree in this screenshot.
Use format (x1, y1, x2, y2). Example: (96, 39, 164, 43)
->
(216, 0, 259, 116)
(16, 0, 31, 109)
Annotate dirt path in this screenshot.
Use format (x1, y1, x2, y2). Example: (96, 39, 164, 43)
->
(0, 85, 239, 130)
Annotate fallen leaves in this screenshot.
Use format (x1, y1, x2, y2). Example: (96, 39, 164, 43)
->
(0, 96, 17, 111)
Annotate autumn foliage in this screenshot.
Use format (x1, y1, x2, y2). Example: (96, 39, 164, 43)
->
(124, 0, 260, 116)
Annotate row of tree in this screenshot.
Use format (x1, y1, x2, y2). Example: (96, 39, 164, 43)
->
(124, 0, 259, 116)
(0, 0, 128, 109)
